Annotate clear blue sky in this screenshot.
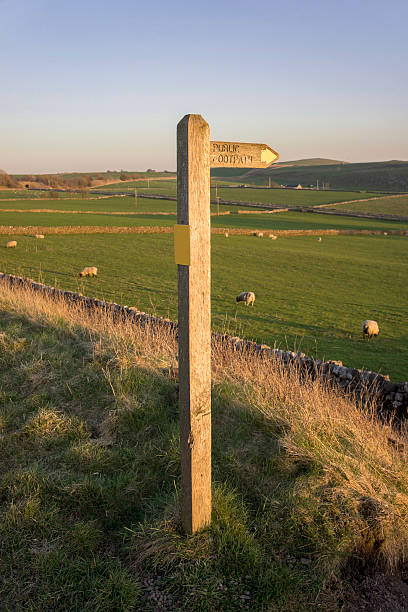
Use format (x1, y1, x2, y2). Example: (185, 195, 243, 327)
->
(1, 0, 407, 173)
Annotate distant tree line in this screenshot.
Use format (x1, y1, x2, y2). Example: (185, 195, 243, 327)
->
(15, 172, 144, 189)
(2, 170, 171, 190)
(0, 172, 19, 188)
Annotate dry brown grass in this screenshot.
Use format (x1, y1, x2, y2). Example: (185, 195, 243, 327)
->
(213, 343, 408, 570)
(0, 279, 177, 373)
(1, 279, 408, 572)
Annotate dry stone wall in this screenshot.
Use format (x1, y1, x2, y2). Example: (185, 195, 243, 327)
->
(1, 272, 407, 418)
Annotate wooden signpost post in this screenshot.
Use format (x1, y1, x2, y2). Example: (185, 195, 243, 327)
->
(175, 114, 278, 534)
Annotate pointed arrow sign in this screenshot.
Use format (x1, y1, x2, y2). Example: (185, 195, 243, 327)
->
(210, 141, 279, 168)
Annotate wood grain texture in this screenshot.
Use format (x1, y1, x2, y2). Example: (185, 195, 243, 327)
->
(210, 141, 279, 168)
(177, 114, 211, 534)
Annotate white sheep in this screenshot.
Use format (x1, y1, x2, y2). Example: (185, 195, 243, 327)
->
(79, 266, 98, 277)
(317, 237, 322, 242)
(362, 320, 379, 339)
(269, 234, 277, 240)
(6, 241, 17, 248)
(35, 234, 45, 239)
(236, 291, 255, 307)
(256, 232, 264, 238)
(224, 232, 229, 238)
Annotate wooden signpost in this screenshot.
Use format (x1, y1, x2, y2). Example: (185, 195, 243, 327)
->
(211, 141, 279, 168)
(175, 114, 278, 534)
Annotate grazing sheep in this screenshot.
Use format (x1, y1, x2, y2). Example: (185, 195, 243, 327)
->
(236, 291, 255, 307)
(256, 232, 264, 238)
(35, 234, 45, 239)
(383, 232, 388, 236)
(269, 234, 277, 240)
(362, 320, 379, 339)
(79, 266, 98, 277)
(317, 237, 322, 242)
(224, 232, 229, 238)
(6, 241, 17, 248)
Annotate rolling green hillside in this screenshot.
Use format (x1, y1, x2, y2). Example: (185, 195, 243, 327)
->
(210, 158, 344, 178)
(212, 160, 408, 192)
(269, 157, 347, 167)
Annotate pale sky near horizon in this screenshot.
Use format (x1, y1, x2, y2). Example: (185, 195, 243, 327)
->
(1, 0, 407, 173)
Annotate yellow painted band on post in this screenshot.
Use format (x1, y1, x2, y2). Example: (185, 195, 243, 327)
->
(174, 224, 191, 265)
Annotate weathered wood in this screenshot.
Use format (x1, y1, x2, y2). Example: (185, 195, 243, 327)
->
(210, 141, 279, 168)
(177, 114, 211, 534)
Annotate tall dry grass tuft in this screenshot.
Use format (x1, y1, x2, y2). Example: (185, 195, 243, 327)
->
(1, 279, 408, 571)
(0, 280, 178, 374)
(212, 341, 408, 570)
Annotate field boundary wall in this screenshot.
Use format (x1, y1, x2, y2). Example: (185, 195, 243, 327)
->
(0, 272, 407, 418)
(0, 226, 407, 237)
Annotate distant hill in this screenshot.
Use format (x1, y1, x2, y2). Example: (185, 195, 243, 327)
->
(212, 160, 408, 192)
(273, 158, 348, 168)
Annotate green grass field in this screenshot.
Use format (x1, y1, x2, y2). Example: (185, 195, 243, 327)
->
(0, 189, 97, 200)
(210, 211, 407, 232)
(2, 186, 396, 213)
(0, 211, 177, 227)
(0, 196, 177, 213)
(1, 202, 407, 232)
(0, 189, 39, 199)
(1, 232, 407, 380)
(335, 196, 408, 216)
(93, 183, 381, 207)
(0, 196, 254, 215)
(92, 179, 178, 193)
(211, 187, 380, 207)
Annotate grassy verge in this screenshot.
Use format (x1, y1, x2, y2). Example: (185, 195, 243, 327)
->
(0, 282, 408, 610)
